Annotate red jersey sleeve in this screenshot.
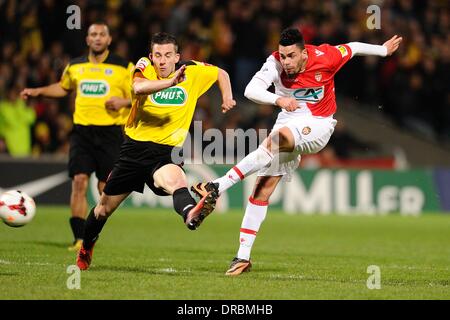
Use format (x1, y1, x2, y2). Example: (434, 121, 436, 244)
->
(325, 44, 353, 74)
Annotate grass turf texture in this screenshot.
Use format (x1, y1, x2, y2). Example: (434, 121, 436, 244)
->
(0, 206, 449, 300)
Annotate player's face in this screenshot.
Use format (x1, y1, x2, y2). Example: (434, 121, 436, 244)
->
(151, 44, 180, 78)
(86, 25, 111, 55)
(278, 44, 307, 76)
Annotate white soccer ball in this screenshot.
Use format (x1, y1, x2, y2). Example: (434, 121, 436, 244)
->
(0, 190, 36, 227)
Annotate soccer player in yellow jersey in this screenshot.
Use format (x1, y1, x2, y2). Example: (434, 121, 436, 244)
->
(20, 23, 133, 251)
(76, 32, 236, 270)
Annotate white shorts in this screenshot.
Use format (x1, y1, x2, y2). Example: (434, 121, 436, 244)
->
(258, 113, 337, 178)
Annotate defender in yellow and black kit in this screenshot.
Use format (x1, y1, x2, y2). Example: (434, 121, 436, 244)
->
(21, 23, 133, 251)
(77, 32, 236, 270)
(60, 51, 132, 182)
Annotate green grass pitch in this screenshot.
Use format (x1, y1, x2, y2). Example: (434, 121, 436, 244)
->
(0, 206, 449, 299)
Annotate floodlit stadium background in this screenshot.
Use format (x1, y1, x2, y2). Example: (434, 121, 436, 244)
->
(1, 0, 449, 214)
(1, 0, 450, 301)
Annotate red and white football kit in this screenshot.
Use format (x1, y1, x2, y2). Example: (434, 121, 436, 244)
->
(244, 42, 387, 177)
(212, 41, 389, 266)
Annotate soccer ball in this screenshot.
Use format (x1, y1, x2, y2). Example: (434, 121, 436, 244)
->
(0, 190, 36, 227)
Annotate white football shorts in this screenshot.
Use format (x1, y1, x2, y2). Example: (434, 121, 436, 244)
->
(257, 112, 337, 178)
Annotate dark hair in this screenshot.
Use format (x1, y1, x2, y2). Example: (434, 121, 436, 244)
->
(88, 21, 110, 35)
(151, 32, 179, 52)
(279, 28, 304, 48)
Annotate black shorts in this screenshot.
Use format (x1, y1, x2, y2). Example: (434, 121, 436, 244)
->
(103, 136, 184, 197)
(69, 124, 124, 182)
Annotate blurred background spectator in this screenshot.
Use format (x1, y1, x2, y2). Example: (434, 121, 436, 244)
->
(0, 0, 448, 165)
(0, 85, 36, 157)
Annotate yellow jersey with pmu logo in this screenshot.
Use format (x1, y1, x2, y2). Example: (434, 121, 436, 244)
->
(60, 52, 134, 126)
(125, 58, 219, 146)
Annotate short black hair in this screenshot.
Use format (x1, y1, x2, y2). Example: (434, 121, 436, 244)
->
(279, 28, 304, 48)
(88, 21, 110, 35)
(151, 32, 179, 52)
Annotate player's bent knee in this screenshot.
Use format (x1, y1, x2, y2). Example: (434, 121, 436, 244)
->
(154, 165, 187, 193)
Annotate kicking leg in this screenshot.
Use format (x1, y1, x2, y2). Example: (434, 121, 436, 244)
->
(226, 175, 282, 276)
(153, 164, 195, 219)
(209, 127, 295, 195)
(153, 164, 216, 230)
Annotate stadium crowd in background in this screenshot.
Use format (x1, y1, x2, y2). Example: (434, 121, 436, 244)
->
(0, 0, 449, 160)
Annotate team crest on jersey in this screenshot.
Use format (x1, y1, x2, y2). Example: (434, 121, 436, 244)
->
(79, 80, 110, 96)
(315, 49, 324, 56)
(292, 86, 324, 103)
(105, 68, 113, 75)
(150, 86, 187, 106)
(335, 45, 348, 57)
(302, 126, 311, 135)
(315, 72, 322, 82)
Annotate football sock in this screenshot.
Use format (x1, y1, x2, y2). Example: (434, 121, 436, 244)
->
(173, 187, 197, 221)
(213, 146, 273, 194)
(69, 217, 85, 242)
(82, 207, 107, 250)
(236, 197, 268, 260)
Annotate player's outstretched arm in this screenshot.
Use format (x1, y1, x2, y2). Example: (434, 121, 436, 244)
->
(347, 35, 402, 58)
(20, 83, 69, 100)
(217, 68, 236, 113)
(133, 65, 186, 95)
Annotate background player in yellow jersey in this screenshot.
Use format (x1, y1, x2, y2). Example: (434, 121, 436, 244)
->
(20, 23, 133, 251)
(76, 32, 236, 270)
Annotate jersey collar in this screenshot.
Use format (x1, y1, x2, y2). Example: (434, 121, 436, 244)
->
(88, 50, 109, 64)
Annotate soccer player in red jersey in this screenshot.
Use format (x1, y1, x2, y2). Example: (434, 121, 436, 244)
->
(192, 28, 402, 275)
